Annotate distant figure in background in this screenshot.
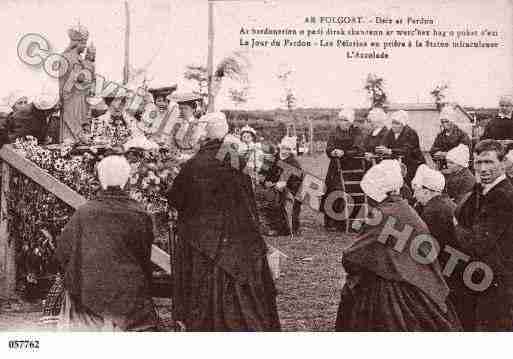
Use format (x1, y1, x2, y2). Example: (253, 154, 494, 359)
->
(335, 159, 461, 331)
(6, 92, 59, 145)
(323, 107, 365, 232)
(430, 106, 471, 168)
(167, 112, 280, 331)
(238, 125, 264, 186)
(0, 92, 29, 146)
(481, 95, 513, 141)
(378, 110, 425, 185)
(56, 155, 158, 331)
(262, 136, 303, 236)
(442, 144, 476, 205)
(8, 92, 29, 114)
(59, 24, 90, 142)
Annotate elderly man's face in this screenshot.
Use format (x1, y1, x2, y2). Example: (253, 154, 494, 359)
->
(475, 150, 504, 184)
(499, 99, 513, 117)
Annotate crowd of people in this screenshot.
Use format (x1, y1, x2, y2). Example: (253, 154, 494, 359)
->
(325, 95, 513, 331)
(3, 23, 513, 332)
(2, 79, 513, 331)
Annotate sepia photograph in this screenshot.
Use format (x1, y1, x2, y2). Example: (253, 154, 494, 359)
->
(0, 0, 512, 356)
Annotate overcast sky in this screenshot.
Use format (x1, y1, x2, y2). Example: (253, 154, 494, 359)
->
(0, 0, 511, 109)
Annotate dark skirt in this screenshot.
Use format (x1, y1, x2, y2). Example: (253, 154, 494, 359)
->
(254, 184, 290, 235)
(335, 272, 462, 331)
(173, 239, 281, 331)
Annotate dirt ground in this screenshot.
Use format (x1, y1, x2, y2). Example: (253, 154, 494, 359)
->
(0, 153, 354, 331)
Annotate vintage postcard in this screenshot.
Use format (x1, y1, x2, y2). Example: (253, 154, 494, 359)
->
(0, 0, 512, 356)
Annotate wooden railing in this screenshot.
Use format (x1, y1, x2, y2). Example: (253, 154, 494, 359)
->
(0, 144, 171, 298)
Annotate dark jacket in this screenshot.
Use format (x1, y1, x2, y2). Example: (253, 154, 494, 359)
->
(167, 139, 268, 284)
(421, 195, 458, 250)
(56, 187, 157, 331)
(6, 103, 49, 144)
(383, 125, 425, 183)
(266, 153, 303, 195)
(481, 115, 513, 141)
(444, 167, 476, 205)
(344, 195, 451, 312)
(364, 126, 389, 154)
(430, 125, 471, 155)
(456, 179, 513, 330)
(325, 125, 365, 192)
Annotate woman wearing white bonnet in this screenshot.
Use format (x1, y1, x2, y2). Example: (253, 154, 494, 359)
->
(166, 111, 281, 331)
(336, 159, 461, 331)
(364, 107, 390, 159)
(430, 106, 471, 169)
(443, 144, 476, 204)
(323, 106, 366, 231)
(377, 109, 424, 185)
(55, 155, 159, 331)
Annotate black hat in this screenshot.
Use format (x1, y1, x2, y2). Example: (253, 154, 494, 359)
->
(168, 92, 203, 108)
(148, 85, 178, 100)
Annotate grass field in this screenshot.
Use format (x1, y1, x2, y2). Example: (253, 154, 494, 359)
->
(0, 153, 354, 331)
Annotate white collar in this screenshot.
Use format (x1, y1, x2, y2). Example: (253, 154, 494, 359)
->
(372, 126, 384, 136)
(482, 174, 507, 195)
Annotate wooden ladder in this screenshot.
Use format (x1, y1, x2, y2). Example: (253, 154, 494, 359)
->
(336, 157, 369, 234)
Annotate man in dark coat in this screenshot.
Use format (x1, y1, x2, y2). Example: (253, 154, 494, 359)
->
(481, 95, 513, 141)
(56, 155, 158, 331)
(5, 92, 58, 145)
(378, 110, 425, 185)
(430, 106, 471, 169)
(167, 112, 280, 331)
(323, 107, 366, 231)
(456, 139, 513, 331)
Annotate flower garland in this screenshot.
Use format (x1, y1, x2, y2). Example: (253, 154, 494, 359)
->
(8, 136, 183, 296)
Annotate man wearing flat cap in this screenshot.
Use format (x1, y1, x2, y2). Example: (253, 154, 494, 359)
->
(59, 24, 91, 143)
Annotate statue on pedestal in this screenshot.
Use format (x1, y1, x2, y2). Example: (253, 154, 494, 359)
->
(59, 24, 91, 143)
